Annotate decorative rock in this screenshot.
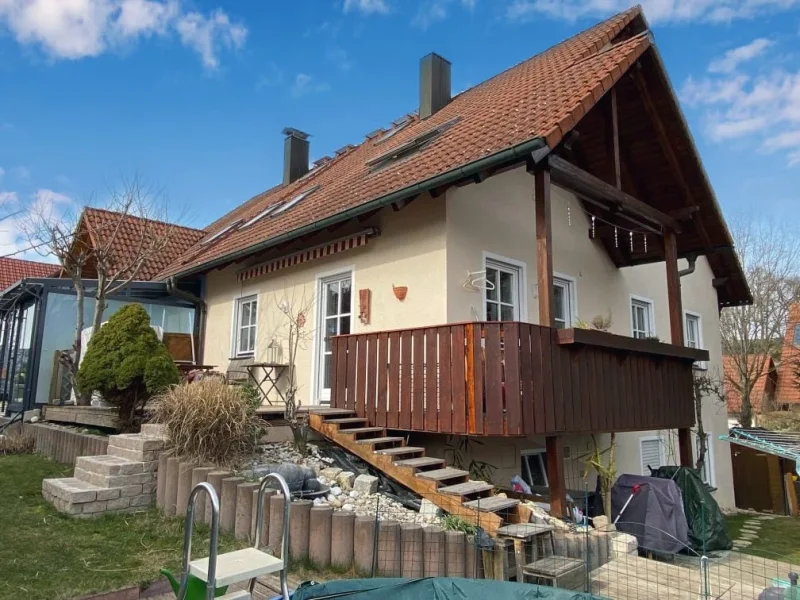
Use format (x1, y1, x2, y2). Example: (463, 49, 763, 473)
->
(419, 499, 442, 520)
(349, 490, 360, 499)
(320, 467, 343, 480)
(330, 486, 342, 497)
(336, 471, 356, 490)
(610, 532, 637, 558)
(593, 515, 614, 532)
(353, 475, 378, 495)
(342, 503, 355, 512)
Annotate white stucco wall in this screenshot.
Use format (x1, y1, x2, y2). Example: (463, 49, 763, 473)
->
(202, 193, 448, 407)
(445, 166, 734, 508)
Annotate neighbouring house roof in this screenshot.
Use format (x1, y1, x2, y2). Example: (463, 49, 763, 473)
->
(156, 6, 750, 307)
(776, 303, 800, 405)
(79, 207, 206, 282)
(723, 354, 777, 415)
(721, 427, 800, 463)
(0, 257, 58, 291)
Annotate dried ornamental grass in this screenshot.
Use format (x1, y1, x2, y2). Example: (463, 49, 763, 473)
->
(0, 430, 36, 455)
(152, 379, 264, 466)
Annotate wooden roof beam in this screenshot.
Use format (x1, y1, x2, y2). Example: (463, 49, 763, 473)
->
(547, 155, 681, 232)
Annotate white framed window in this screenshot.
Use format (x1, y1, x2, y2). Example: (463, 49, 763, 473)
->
(630, 296, 655, 339)
(696, 432, 715, 487)
(639, 436, 664, 475)
(684, 311, 707, 369)
(483, 254, 526, 322)
(521, 449, 549, 487)
(232, 295, 258, 357)
(553, 274, 576, 329)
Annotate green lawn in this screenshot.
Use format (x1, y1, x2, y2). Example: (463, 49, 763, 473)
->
(726, 514, 800, 563)
(0, 453, 244, 600)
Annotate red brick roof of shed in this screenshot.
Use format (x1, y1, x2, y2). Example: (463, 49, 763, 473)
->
(0, 257, 58, 291)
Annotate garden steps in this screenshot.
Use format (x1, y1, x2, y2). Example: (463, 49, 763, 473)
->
(42, 429, 165, 518)
(308, 409, 531, 535)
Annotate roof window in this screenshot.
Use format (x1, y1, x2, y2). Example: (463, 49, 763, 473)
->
(243, 202, 284, 228)
(374, 116, 412, 144)
(272, 185, 320, 216)
(366, 116, 461, 170)
(201, 219, 242, 245)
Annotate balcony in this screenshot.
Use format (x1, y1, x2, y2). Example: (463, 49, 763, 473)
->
(329, 321, 708, 437)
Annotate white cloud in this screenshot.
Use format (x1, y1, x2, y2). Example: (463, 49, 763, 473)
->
(681, 39, 800, 165)
(0, 191, 16, 204)
(291, 73, 330, 98)
(343, 0, 389, 15)
(0, 188, 73, 261)
(0, 0, 247, 70)
(505, 0, 800, 24)
(708, 38, 773, 73)
(412, 0, 476, 29)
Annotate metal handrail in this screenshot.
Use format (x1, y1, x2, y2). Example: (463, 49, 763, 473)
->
(253, 473, 292, 600)
(178, 482, 220, 600)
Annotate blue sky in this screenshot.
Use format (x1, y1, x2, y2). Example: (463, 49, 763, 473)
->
(1, 0, 799, 259)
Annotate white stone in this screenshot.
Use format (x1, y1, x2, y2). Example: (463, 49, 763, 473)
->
(610, 532, 638, 557)
(336, 471, 356, 490)
(349, 490, 360, 499)
(320, 467, 343, 480)
(330, 486, 342, 497)
(353, 474, 378, 495)
(419, 499, 442, 519)
(593, 515, 615, 532)
(342, 503, 355, 512)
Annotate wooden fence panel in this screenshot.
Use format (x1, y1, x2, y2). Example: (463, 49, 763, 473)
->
(425, 328, 438, 432)
(411, 329, 425, 431)
(504, 322, 522, 436)
(399, 330, 412, 429)
(450, 326, 466, 434)
(366, 334, 378, 426)
(438, 327, 453, 434)
(376, 332, 389, 428)
(387, 332, 400, 429)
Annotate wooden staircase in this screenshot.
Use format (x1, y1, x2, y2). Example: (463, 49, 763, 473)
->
(308, 409, 531, 535)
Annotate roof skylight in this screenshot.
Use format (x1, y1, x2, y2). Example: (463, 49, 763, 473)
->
(243, 202, 284, 228)
(375, 116, 412, 144)
(366, 116, 461, 170)
(201, 220, 242, 245)
(272, 185, 320, 216)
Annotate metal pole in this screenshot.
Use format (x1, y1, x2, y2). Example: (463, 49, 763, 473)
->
(177, 481, 220, 600)
(254, 473, 292, 600)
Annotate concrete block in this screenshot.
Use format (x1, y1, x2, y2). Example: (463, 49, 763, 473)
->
(610, 532, 637, 558)
(353, 475, 378, 495)
(220, 477, 245, 534)
(140, 423, 167, 437)
(108, 433, 165, 452)
(309, 506, 333, 568)
(129, 494, 154, 508)
(400, 524, 423, 578)
(97, 488, 121, 501)
(142, 482, 157, 495)
(75, 455, 143, 476)
(235, 482, 260, 541)
(176, 461, 196, 517)
(336, 471, 355, 490)
(330, 511, 355, 568)
(289, 500, 313, 560)
(423, 526, 445, 577)
(190, 467, 214, 523)
(121, 484, 143, 498)
(163, 456, 180, 516)
(268, 494, 286, 558)
(204, 470, 231, 526)
(107, 497, 132, 511)
(376, 520, 400, 577)
(252, 488, 275, 547)
(107, 444, 148, 462)
(444, 530, 466, 577)
(82, 500, 108, 514)
(353, 516, 376, 575)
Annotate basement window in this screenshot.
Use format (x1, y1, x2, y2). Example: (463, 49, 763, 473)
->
(272, 185, 320, 216)
(366, 116, 461, 170)
(201, 220, 242, 245)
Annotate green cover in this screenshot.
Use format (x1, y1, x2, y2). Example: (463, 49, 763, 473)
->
(650, 466, 733, 552)
(292, 578, 605, 599)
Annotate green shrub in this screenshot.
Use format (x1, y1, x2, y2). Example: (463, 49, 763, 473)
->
(152, 378, 264, 466)
(76, 304, 179, 430)
(441, 514, 477, 535)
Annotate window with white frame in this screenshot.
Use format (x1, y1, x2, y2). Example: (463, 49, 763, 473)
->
(484, 258, 523, 322)
(684, 312, 707, 369)
(553, 277, 575, 329)
(639, 436, 663, 475)
(631, 298, 654, 339)
(696, 432, 715, 487)
(233, 296, 257, 357)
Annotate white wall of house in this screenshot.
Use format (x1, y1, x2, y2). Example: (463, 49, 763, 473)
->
(202, 193, 448, 407)
(445, 165, 734, 508)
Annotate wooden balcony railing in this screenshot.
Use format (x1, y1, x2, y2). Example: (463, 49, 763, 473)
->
(329, 322, 709, 437)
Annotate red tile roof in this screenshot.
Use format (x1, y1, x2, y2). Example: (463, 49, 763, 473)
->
(776, 303, 800, 405)
(80, 207, 205, 282)
(724, 354, 777, 415)
(0, 257, 58, 291)
(158, 6, 650, 279)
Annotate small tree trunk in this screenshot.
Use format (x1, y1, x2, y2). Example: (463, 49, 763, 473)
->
(695, 390, 707, 476)
(72, 275, 89, 406)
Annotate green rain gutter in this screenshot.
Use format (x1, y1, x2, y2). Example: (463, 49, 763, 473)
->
(173, 137, 549, 278)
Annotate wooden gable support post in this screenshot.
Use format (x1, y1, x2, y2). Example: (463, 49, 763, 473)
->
(665, 229, 693, 467)
(534, 167, 567, 517)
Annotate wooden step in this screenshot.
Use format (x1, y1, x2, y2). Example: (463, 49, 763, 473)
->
(340, 427, 385, 436)
(326, 418, 368, 425)
(375, 446, 425, 456)
(438, 481, 495, 497)
(356, 436, 404, 446)
(308, 408, 355, 418)
(463, 496, 520, 512)
(394, 457, 445, 469)
(415, 468, 469, 483)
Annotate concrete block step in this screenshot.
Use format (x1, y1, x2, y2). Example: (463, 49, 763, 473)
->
(355, 436, 403, 446)
(74, 466, 156, 489)
(108, 433, 165, 453)
(189, 548, 284, 587)
(374, 446, 425, 456)
(394, 457, 446, 469)
(106, 444, 160, 462)
(463, 496, 520, 512)
(43, 477, 103, 504)
(75, 454, 145, 476)
(415, 467, 469, 483)
(438, 481, 495, 497)
(140, 423, 167, 438)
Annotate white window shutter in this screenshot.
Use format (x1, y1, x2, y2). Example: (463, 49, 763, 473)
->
(640, 438, 662, 475)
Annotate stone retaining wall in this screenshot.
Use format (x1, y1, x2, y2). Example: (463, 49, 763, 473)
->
(157, 460, 622, 581)
(30, 422, 109, 465)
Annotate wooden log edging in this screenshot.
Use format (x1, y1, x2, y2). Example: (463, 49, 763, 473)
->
(156, 464, 614, 580)
(29, 422, 109, 465)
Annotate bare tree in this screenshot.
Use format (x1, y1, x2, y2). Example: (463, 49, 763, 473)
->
(581, 433, 616, 518)
(17, 177, 175, 404)
(693, 371, 726, 477)
(721, 218, 800, 427)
